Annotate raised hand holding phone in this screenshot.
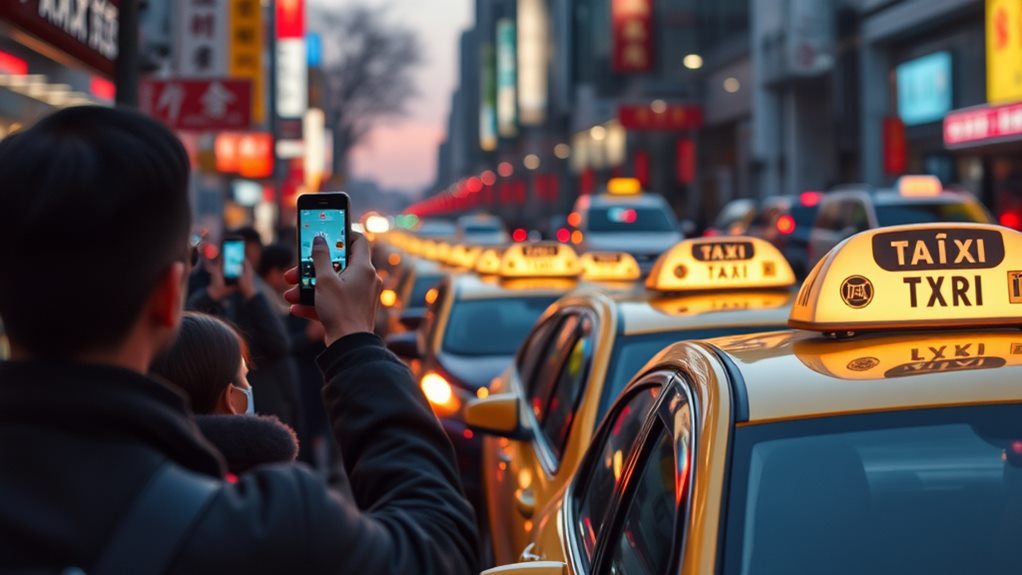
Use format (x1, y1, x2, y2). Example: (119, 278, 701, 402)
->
(284, 232, 382, 346)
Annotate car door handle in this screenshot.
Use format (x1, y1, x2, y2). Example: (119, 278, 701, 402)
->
(515, 488, 535, 518)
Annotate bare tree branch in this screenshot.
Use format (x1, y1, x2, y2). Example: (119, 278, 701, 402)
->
(309, 2, 424, 181)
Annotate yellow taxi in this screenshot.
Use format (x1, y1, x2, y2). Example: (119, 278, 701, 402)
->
(404, 242, 591, 516)
(468, 237, 798, 565)
(481, 222, 1022, 575)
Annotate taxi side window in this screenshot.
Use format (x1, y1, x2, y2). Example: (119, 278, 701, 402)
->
(538, 314, 595, 462)
(516, 314, 567, 387)
(526, 314, 581, 422)
(574, 384, 662, 562)
(603, 385, 693, 575)
(847, 200, 869, 232)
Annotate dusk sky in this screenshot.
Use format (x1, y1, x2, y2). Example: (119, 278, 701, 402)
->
(324, 0, 473, 196)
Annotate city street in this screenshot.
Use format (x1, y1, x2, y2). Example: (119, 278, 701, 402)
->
(1, 1, 1022, 574)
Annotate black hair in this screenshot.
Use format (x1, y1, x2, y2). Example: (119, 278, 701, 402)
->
(150, 312, 249, 414)
(233, 226, 263, 246)
(257, 242, 295, 277)
(0, 106, 192, 357)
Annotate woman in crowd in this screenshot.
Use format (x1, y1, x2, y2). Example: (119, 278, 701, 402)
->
(150, 312, 299, 475)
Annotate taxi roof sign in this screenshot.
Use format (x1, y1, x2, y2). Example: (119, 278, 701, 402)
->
(607, 177, 642, 196)
(448, 244, 483, 269)
(789, 223, 1022, 333)
(499, 242, 582, 278)
(645, 236, 796, 292)
(580, 251, 641, 281)
(474, 247, 504, 275)
(897, 175, 942, 198)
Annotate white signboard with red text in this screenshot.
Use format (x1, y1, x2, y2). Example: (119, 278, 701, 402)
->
(944, 101, 1022, 148)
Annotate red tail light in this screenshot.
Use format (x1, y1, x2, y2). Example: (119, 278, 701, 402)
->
(800, 191, 822, 207)
(1000, 212, 1022, 230)
(512, 228, 528, 242)
(556, 227, 571, 243)
(776, 215, 796, 235)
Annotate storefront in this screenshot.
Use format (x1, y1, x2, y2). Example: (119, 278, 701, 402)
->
(0, 2, 117, 133)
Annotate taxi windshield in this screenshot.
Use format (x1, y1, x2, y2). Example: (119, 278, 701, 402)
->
(587, 206, 676, 233)
(408, 275, 442, 307)
(875, 201, 989, 227)
(442, 296, 558, 356)
(597, 326, 783, 418)
(722, 404, 1022, 575)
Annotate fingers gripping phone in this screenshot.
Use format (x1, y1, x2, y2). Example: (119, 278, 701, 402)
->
(222, 236, 245, 286)
(297, 192, 350, 305)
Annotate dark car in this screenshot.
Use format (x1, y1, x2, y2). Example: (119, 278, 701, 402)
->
(745, 191, 822, 278)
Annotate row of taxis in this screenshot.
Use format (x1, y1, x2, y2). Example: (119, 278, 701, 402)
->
(469, 221, 1022, 575)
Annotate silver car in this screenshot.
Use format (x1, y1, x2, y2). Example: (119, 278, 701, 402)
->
(574, 191, 683, 273)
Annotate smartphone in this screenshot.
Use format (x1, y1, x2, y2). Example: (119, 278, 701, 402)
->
(222, 235, 245, 286)
(297, 192, 350, 305)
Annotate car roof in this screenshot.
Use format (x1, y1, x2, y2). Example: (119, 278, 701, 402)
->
(688, 328, 1022, 424)
(612, 290, 793, 336)
(450, 272, 580, 301)
(820, 189, 977, 206)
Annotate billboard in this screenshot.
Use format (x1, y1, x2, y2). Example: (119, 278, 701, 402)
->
(0, 0, 119, 76)
(517, 0, 548, 126)
(497, 19, 518, 138)
(229, 0, 265, 123)
(276, 0, 308, 119)
(480, 44, 498, 151)
(988, 0, 1022, 103)
(896, 52, 952, 126)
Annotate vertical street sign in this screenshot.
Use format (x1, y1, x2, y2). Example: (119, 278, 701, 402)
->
(611, 0, 653, 73)
(229, 0, 265, 123)
(175, 0, 228, 77)
(496, 18, 517, 138)
(987, 0, 1022, 104)
(275, 0, 308, 120)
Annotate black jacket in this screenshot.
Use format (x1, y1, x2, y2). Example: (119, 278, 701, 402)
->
(0, 333, 478, 574)
(187, 289, 302, 431)
(195, 414, 299, 475)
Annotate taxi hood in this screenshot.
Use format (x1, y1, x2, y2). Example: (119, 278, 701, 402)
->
(437, 352, 513, 389)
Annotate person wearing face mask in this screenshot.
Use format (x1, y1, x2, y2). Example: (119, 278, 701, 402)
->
(150, 313, 299, 475)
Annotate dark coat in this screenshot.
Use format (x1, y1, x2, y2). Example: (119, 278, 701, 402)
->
(195, 414, 299, 475)
(0, 334, 478, 574)
(187, 289, 302, 431)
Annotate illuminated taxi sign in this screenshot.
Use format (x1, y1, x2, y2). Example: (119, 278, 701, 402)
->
(897, 175, 942, 198)
(448, 244, 482, 269)
(499, 242, 582, 278)
(581, 252, 641, 281)
(435, 241, 452, 263)
(474, 248, 504, 275)
(607, 177, 642, 196)
(789, 223, 1022, 332)
(646, 236, 796, 292)
(793, 333, 1022, 380)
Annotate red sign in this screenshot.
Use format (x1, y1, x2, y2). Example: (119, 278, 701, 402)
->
(276, 0, 305, 38)
(0, 1, 119, 76)
(944, 102, 1022, 147)
(612, 0, 653, 73)
(883, 116, 907, 175)
(140, 79, 252, 131)
(676, 139, 695, 185)
(619, 105, 703, 131)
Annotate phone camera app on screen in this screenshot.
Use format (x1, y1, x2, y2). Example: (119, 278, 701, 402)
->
(300, 209, 347, 286)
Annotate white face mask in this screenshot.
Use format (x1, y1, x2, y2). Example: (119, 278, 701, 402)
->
(231, 385, 255, 415)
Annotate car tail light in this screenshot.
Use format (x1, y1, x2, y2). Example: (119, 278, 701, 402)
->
(556, 227, 571, 243)
(800, 191, 822, 207)
(512, 228, 528, 242)
(1000, 211, 1022, 230)
(776, 215, 796, 235)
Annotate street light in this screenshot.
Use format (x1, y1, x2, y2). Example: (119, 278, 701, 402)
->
(724, 77, 741, 93)
(683, 53, 703, 70)
(651, 99, 667, 114)
(553, 143, 571, 159)
(524, 154, 540, 170)
(590, 125, 607, 141)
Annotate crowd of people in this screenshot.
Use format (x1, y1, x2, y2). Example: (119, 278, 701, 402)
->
(0, 106, 479, 573)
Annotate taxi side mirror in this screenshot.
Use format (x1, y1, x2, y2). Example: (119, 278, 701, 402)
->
(385, 332, 421, 360)
(465, 393, 531, 440)
(481, 561, 567, 575)
(399, 309, 425, 331)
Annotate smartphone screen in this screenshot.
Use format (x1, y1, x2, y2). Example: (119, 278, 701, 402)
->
(222, 239, 245, 284)
(299, 208, 347, 289)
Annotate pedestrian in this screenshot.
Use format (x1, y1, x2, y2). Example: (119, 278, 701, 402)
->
(188, 245, 303, 432)
(0, 106, 477, 574)
(150, 312, 300, 476)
